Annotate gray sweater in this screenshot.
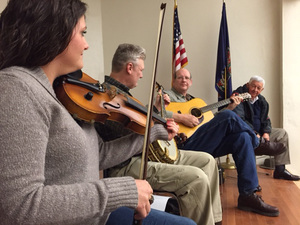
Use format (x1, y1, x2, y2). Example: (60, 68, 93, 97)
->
(0, 67, 167, 224)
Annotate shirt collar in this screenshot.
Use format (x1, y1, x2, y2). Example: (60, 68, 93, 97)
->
(249, 96, 259, 104)
(171, 87, 194, 101)
(104, 75, 131, 96)
(171, 87, 185, 98)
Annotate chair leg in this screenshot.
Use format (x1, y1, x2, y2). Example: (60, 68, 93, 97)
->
(259, 156, 275, 170)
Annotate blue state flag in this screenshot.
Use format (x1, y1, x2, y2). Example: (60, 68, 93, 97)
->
(215, 2, 232, 103)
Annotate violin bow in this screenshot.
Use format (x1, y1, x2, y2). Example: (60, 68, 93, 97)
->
(134, 3, 167, 225)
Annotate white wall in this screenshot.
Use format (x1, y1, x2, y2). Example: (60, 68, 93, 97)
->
(81, 0, 103, 80)
(282, 0, 300, 175)
(0, 1, 6, 13)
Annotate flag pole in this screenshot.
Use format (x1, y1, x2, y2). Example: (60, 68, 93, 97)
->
(216, 1, 235, 170)
(171, 0, 177, 82)
(221, 68, 235, 169)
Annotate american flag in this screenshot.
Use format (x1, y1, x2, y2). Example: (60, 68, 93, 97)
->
(173, 0, 188, 72)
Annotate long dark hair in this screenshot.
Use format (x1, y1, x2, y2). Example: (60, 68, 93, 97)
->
(0, 0, 87, 70)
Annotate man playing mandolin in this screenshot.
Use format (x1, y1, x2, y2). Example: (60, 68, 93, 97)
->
(95, 43, 223, 225)
(161, 67, 285, 217)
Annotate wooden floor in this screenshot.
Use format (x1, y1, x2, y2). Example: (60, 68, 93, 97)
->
(220, 166, 300, 225)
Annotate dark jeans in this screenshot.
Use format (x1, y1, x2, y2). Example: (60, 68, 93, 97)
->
(106, 207, 196, 225)
(180, 110, 259, 195)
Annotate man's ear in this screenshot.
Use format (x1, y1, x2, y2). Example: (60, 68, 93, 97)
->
(171, 78, 175, 87)
(189, 78, 193, 86)
(126, 62, 133, 74)
(246, 82, 250, 89)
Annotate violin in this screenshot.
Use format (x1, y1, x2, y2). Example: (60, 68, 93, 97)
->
(53, 70, 167, 135)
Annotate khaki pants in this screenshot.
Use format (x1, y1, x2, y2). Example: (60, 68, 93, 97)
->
(271, 128, 291, 165)
(108, 150, 222, 225)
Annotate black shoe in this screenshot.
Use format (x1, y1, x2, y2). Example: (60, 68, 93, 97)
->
(274, 169, 300, 181)
(238, 192, 279, 217)
(254, 138, 286, 156)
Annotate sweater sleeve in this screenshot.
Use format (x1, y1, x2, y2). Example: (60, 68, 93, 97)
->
(258, 96, 272, 134)
(0, 72, 138, 224)
(97, 123, 168, 170)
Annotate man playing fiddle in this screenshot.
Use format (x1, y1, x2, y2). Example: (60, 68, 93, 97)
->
(95, 43, 223, 225)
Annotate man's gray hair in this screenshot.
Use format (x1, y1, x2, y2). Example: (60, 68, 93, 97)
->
(249, 75, 265, 88)
(111, 43, 146, 72)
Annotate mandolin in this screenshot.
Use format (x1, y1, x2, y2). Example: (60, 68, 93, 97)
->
(148, 82, 179, 164)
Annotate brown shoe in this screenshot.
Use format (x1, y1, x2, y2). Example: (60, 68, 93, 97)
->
(254, 138, 286, 156)
(238, 192, 279, 217)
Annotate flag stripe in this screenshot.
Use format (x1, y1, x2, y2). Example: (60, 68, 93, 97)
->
(173, 2, 188, 73)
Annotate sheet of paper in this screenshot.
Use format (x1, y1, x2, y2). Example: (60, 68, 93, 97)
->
(150, 195, 170, 211)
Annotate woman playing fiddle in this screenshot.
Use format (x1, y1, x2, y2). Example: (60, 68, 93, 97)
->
(0, 0, 196, 224)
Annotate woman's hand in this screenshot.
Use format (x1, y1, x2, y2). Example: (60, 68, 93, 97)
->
(134, 179, 153, 220)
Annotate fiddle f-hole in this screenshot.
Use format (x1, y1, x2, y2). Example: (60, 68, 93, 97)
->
(103, 102, 121, 109)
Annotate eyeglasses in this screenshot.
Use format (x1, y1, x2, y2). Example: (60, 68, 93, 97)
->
(176, 76, 190, 80)
(249, 83, 263, 91)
